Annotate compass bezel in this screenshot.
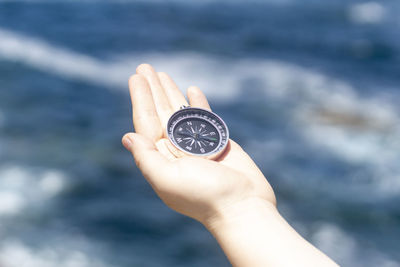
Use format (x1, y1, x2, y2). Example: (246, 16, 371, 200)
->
(166, 107, 229, 159)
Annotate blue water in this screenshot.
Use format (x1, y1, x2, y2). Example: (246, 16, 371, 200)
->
(0, 1, 399, 266)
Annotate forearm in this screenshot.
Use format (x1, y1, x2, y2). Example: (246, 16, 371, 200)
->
(204, 198, 339, 267)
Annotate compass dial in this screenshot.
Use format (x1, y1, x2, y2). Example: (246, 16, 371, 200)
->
(166, 107, 229, 158)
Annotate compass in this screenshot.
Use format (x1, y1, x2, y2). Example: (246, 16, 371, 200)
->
(166, 106, 229, 159)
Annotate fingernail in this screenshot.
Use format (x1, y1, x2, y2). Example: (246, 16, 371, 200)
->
(122, 136, 132, 150)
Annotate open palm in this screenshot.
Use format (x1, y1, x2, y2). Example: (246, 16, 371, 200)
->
(122, 64, 275, 224)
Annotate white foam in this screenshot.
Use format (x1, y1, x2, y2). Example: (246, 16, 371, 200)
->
(0, 192, 24, 215)
(349, 2, 386, 24)
(0, 28, 129, 88)
(0, 239, 108, 267)
(0, 164, 109, 267)
(39, 170, 66, 195)
(0, 165, 67, 217)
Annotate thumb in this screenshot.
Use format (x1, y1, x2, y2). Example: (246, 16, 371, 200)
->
(122, 133, 173, 190)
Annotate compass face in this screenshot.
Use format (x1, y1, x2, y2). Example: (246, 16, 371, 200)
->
(166, 107, 229, 157)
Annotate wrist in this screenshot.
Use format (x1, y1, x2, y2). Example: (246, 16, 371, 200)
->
(202, 197, 279, 233)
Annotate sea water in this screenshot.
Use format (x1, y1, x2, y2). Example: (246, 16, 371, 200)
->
(0, 1, 399, 266)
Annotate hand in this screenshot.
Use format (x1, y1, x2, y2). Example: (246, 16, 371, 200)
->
(122, 64, 276, 225)
(122, 64, 339, 267)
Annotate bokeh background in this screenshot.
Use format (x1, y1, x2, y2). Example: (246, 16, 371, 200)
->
(0, 0, 399, 266)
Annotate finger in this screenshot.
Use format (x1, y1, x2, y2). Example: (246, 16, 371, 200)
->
(136, 64, 173, 127)
(129, 74, 163, 142)
(122, 133, 175, 192)
(187, 86, 211, 111)
(158, 72, 189, 111)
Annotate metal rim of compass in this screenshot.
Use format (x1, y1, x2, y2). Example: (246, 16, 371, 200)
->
(166, 106, 230, 160)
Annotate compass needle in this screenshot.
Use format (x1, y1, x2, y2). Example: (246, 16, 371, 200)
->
(178, 132, 193, 138)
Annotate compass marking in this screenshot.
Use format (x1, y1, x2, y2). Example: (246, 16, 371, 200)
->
(170, 112, 227, 155)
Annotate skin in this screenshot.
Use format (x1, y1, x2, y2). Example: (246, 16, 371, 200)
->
(122, 64, 340, 267)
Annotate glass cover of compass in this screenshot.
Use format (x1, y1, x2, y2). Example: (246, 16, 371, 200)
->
(166, 107, 229, 158)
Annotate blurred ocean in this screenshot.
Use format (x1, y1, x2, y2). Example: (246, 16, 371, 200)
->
(0, 0, 399, 266)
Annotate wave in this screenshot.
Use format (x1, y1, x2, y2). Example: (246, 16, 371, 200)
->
(1, 27, 400, 197)
(1, 28, 400, 266)
(0, 28, 131, 88)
